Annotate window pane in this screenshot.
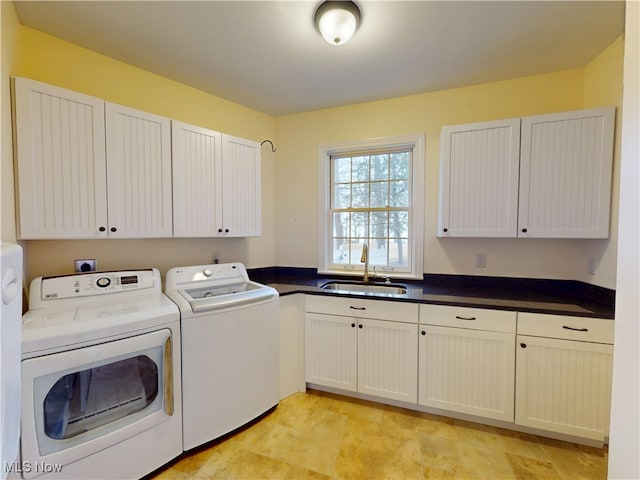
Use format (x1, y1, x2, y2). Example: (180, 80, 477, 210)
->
(352, 156, 369, 182)
(390, 152, 409, 179)
(370, 182, 389, 208)
(350, 241, 367, 264)
(369, 241, 388, 266)
(332, 212, 350, 238)
(334, 184, 351, 209)
(332, 238, 350, 264)
(389, 180, 409, 207)
(389, 239, 409, 266)
(369, 211, 388, 239)
(352, 212, 368, 240)
(352, 183, 369, 208)
(389, 211, 409, 237)
(334, 157, 351, 183)
(370, 154, 389, 181)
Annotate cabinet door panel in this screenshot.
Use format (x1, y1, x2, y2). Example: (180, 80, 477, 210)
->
(518, 107, 615, 238)
(438, 118, 520, 237)
(221, 134, 261, 237)
(13, 77, 108, 239)
(515, 335, 613, 440)
(171, 121, 222, 237)
(357, 319, 418, 402)
(419, 325, 515, 421)
(106, 103, 172, 238)
(305, 313, 357, 392)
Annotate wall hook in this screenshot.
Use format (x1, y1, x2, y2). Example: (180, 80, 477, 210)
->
(261, 139, 276, 152)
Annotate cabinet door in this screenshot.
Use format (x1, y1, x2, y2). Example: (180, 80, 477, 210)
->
(13, 77, 108, 239)
(358, 318, 418, 403)
(418, 325, 515, 421)
(220, 134, 261, 237)
(171, 121, 222, 237)
(438, 118, 520, 237)
(518, 107, 615, 238)
(305, 313, 357, 392)
(515, 335, 613, 441)
(105, 103, 172, 238)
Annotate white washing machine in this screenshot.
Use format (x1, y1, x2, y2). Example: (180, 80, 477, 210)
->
(19, 269, 182, 479)
(164, 263, 279, 451)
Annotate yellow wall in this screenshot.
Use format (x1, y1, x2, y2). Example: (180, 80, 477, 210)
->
(274, 67, 620, 283)
(1, 1, 21, 243)
(3, 0, 624, 289)
(580, 36, 625, 287)
(9, 22, 278, 283)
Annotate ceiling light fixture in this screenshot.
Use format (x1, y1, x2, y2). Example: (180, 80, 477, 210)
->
(314, 1, 362, 46)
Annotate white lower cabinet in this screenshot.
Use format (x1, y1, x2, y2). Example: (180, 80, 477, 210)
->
(515, 313, 614, 441)
(418, 305, 516, 421)
(357, 318, 418, 402)
(303, 296, 614, 443)
(305, 296, 418, 403)
(305, 313, 358, 392)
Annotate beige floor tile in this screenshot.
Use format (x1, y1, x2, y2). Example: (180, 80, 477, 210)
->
(150, 390, 609, 480)
(506, 452, 562, 480)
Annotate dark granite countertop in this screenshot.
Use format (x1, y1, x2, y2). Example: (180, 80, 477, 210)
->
(248, 267, 615, 319)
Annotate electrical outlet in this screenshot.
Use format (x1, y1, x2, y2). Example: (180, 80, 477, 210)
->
(475, 253, 487, 268)
(587, 257, 597, 275)
(74, 259, 97, 272)
(211, 252, 221, 264)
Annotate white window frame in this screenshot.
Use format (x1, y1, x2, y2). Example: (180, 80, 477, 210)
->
(318, 134, 425, 280)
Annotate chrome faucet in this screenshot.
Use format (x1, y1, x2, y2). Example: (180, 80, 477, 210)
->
(360, 243, 369, 282)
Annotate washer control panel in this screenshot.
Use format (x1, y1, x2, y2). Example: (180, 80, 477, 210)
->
(39, 270, 155, 301)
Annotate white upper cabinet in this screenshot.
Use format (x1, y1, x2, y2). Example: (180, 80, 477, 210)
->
(518, 107, 615, 238)
(13, 77, 108, 239)
(105, 103, 173, 238)
(438, 118, 521, 237)
(13, 78, 262, 239)
(171, 121, 222, 237)
(220, 134, 261, 237)
(13, 78, 173, 239)
(438, 107, 615, 238)
(171, 126, 261, 237)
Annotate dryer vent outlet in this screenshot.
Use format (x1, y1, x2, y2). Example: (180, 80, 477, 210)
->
(75, 259, 97, 272)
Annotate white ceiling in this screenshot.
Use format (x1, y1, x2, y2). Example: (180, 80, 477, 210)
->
(13, 1, 625, 116)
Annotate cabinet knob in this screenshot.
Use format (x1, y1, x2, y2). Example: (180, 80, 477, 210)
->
(421, 330, 426, 336)
(358, 324, 363, 329)
(351, 323, 356, 328)
(520, 343, 527, 348)
(225, 228, 229, 233)
(218, 228, 223, 233)
(98, 226, 106, 232)
(110, 227, 117, 233)
(443, 228, 448, 233)
(521, 228, 528, 233)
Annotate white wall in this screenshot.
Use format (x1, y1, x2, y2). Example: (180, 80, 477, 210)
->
(607, 1, 640, 478)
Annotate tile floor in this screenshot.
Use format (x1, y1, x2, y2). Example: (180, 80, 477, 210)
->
(149, 389, 608, 480)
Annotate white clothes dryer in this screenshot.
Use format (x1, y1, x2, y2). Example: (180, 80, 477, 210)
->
(19, 269, 181, 479)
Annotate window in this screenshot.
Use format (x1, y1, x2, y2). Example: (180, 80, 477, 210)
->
(318, 134, 424, 279)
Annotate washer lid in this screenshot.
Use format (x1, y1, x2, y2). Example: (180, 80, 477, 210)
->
(179, 281, 275, 313)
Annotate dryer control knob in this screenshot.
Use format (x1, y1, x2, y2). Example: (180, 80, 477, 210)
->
(96, 277, 111, 288)
(203, 268, 213, 277)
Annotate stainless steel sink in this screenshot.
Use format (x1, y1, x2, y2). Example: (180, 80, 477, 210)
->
(321, 281, 407, 295)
